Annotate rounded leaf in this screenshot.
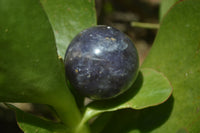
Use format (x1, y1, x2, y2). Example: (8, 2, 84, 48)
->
(83, 68, 172, 123)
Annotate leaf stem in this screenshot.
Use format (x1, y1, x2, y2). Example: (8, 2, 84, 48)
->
(82, 108, 104, 125)
(131, 22, 160, 29)
(44, 89, 90, 133)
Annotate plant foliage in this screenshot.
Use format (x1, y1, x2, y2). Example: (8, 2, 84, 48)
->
(0, 0, 199, 132)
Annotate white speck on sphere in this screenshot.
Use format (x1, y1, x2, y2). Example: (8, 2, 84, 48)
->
(94, 48, 101, 55)
(107, 26, 111, 29)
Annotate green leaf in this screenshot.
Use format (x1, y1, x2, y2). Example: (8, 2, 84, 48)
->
(142, 0, 200, 132)
(83, 68, 172, 123)
(7, 104, 68, 133)
(40, 0, 97, 59)
(0, 0, 90, 131)
(91, 98, 174, 133)
(0, 0, 68, 104)
(159, 0, 179, 21)
(95, 0, 200, 132)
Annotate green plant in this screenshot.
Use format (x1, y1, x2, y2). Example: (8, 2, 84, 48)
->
(0, 0, 199, 133)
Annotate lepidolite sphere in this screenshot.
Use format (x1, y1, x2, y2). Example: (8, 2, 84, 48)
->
(64, 25, 139, 100)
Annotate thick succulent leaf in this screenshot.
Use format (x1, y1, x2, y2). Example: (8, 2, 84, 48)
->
(7, 104, 68, 133)
(0, 1, 87, 130)
(91, 99, 174, 133)
(40, 0, 97, 59)
(0, 0, 70, 104)
(83, 68, 172, 123)
(159, 0, 179, 20)
(142, 0, 200, 132)
(94, 0, 200, 132)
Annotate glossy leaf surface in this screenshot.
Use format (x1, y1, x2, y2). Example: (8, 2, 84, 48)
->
(83, 68, 172, 123)
(40, 0, 97, 58)
(143, 0, 200, 132)
(0, 0, 68, 104)
(0, 0, 92, 131)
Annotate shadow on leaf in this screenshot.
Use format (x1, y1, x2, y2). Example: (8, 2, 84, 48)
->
(86, 71, 143, 110)
(94, 95, 174, 133)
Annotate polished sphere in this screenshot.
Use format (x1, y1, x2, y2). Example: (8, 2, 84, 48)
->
(64, 25, 139, 100)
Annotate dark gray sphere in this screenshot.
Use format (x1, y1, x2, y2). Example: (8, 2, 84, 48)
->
(64, 25, 139, 100)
